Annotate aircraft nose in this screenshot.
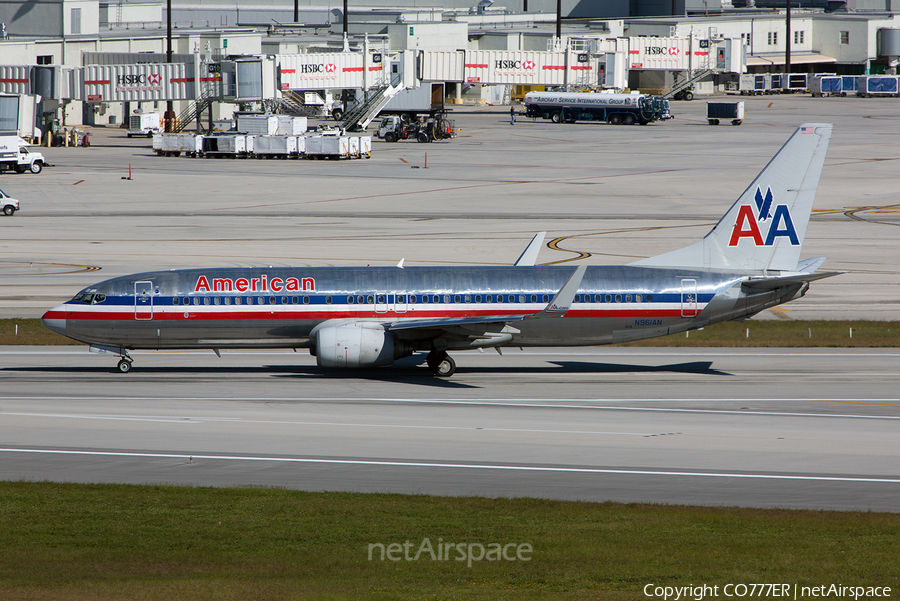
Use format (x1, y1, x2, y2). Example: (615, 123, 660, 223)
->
(41, 307, 67, 336)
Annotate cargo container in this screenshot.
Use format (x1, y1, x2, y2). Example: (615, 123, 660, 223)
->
(856, 75, 900, 97)
(810, 76, 842, 97)
(706, 101, 744, 125)
(739, 74, 769, 95)
(841, 76, 859, 95)
(153, 133, 203, 157)
(254, 135, 299, 158)
(201, 134, 248, 157)
(236, 114, 278, 135)
(305, 133, 350, 159)
(275, 115, 307, 135)
(523, 91, 671, 125)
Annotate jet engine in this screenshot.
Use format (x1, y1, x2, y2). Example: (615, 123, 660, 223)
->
(311, 321, 413, 368)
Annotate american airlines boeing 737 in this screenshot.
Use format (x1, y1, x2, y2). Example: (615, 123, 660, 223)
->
(42, 123, 839, 376)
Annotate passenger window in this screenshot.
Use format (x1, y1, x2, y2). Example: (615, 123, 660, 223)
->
(444, 295, 450, 303)
(357, 296, 364, 304)
(465, 295, 471, 303)
(397, 295, 406, 303)
(214, 297, 220, 305)
(519, 295, 525, 303)
(422, 295, 429, 303)
(326, 296, 332, 304)
(530, 295, 537, 303)
(475, 294, 482, 303)
(409, 295, 417, 303)
(377, 295, 385, 304)
(348, 296, 354, 304)
(235, 297, 242, 305)
(543, 294, 549, 303)
(193, 297, 200, 305)
(268, 297, 275, 305)
(303, 296, 310, 304)
(636, 295, 642, 303)
(224, 297, 231, 305)
(454, 295, 461, 303)
(605, 295, 612, 303)
(246, 297, 253, 305)
(204, 297, 210, 305)
(173, 297, 180, 306)
(281, 297, 288, 304)
(486, 295, 492, 303)
(626, 294, 632, 303)
(615, 294, 622, 303)
(367, 295, 374, 304)
(647, 294, 653, 302)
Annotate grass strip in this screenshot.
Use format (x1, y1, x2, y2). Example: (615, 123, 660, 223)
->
(2, 318, 898, 347)
(0, 482, 897, 600)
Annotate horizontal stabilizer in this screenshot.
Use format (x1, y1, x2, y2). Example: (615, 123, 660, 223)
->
(742, 271, 843, 290)
(796, 257, 827, 273)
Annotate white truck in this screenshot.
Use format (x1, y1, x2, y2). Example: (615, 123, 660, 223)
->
(0, 136, 46, 174)
(0, 188, 20, 215)
(126, 111, 162, 138)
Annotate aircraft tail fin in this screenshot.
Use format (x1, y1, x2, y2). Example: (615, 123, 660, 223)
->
(632, 123, 832, 272)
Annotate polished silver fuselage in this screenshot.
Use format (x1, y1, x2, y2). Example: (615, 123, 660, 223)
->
(42, 265, 803, 352)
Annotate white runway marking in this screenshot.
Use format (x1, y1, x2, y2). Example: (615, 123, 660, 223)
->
(0, 412, 651, 436)
(3, 448, 899, 484)
(2, 398, 898, 420)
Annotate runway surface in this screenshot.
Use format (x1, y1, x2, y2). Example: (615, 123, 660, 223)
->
(2, 346, 898, 511)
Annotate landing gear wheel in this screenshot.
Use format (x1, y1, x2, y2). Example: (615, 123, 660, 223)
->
(427, 351, 456, 377)
(117, 359, 133, 373)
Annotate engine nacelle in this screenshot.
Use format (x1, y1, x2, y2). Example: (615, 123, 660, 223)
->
(313, 322, 401, 368)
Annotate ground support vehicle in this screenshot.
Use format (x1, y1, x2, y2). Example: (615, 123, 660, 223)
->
(524, 92, 671, 125)
(126, 112, 161, 137)
(707, 101, 744, 125)
(0, 188, 20, 215)
(201, 135, 249, 158)
(334, 84, 446, 123)
(376, 114, 456, 143)
(856, 76, 900, 97)
(0, 136, 45, 174)
(153, 133, 204, 157)
(810, 76, 841, 97)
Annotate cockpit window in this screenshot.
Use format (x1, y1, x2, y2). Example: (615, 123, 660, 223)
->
(72, 292, 94, 304)
(92, 294, 106, 304)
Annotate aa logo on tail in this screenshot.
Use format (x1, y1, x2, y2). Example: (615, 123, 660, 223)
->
(728, 187, 799, 247)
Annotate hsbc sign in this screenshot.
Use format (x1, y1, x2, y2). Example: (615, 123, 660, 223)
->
(645, 46, 680, 56)
(300, 63, 337, 77)
(116, 73, 163, 91)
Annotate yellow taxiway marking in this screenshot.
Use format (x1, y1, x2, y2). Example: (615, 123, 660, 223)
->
(816, 400, 900, 408)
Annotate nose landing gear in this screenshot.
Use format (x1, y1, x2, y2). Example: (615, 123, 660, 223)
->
(426, 350, 456, 377)
(117, 358, 133, 373)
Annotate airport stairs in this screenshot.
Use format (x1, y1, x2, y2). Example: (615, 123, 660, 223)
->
(171, 92, 214, 133)
(340, 82, 404, 131)
(662, 68, 715, 99)
(277, 90, 309, 116)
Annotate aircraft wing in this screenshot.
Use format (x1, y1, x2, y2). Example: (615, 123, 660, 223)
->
(386, 314, 530, 331)
(742, 271, 843, 290)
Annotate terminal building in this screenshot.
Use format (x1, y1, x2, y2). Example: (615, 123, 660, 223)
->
(0, 0, 898, 135)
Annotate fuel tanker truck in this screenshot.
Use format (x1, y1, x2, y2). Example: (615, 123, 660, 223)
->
(523, 91, 672, 125)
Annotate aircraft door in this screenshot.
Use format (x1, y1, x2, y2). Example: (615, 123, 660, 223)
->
(375, 292, 388, 313)
(135, 280, 154, 320)
(680, 279, 698, 317)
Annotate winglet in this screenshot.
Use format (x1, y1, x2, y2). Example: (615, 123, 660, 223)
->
(514, 232, 546, 266)
(534, 265, 587, 318)
(397, 258, 405, 269)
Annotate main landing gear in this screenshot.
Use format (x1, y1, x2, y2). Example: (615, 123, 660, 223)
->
(115, 350, 134, 373)
(426, 350, 456, 377)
